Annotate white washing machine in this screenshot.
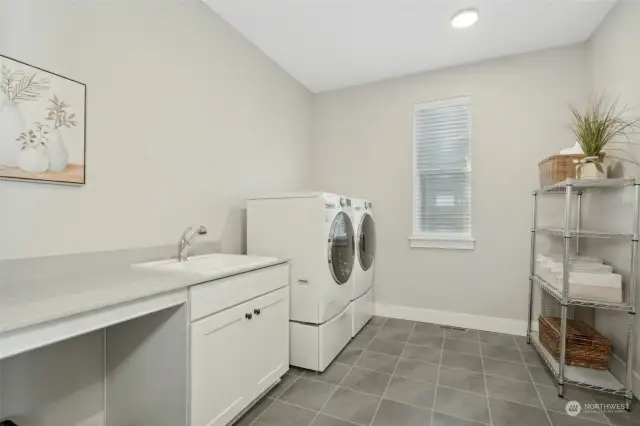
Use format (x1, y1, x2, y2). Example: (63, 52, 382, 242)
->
(247, 193, 355, 372)
(351, 199, 376, 336)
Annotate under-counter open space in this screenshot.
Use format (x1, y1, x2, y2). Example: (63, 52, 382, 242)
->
(0, 305, 188, 426)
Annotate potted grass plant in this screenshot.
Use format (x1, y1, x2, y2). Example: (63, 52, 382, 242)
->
(570, 96, 639, 179)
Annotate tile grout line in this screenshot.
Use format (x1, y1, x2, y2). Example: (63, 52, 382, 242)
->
(292, 375, 610, 426)
(477, 334, 494, 426)
(513, 334, 554, 426)
(273, 398, 365, 425)
(248, 372, 302, 426)
(365, 329, 570, 417)
(249, 320, 561, 426)
(274, 398, 323, 413)
(277, 396, 464, 426)
(244, 400, 275, 426)
(350, 349, 510, 378)
(309, 324, 374, 426)
(302, 374, 496, 413)
(310, 316, 389, 426)
(316, 412, 361, 426)
(528, 378, 613, 425)
(430, 325, 446, 426)
(266, 355, 609, 426)
(544, 407, 611, 425)
(315, 325, 488, 411)
(368, 320, 414, 425)
(347, 328, 552, 424)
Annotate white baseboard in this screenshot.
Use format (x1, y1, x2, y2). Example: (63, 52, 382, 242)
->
(610, 353, 640, 398)
(374, 302, 528, 336)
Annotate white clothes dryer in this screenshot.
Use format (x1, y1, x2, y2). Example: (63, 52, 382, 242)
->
(247, 192, 356, 371)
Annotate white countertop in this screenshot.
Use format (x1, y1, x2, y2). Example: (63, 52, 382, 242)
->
(0, 253, 287, 335)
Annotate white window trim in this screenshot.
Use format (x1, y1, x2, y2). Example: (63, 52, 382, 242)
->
(409, 235, 476, 250)
(411, 96, 474, 250)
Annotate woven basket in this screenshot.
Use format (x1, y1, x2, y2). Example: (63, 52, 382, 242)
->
(539, 316, 612, 370)
(538, 154, 585, 187)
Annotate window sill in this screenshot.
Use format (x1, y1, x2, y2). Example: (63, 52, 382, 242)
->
(409, 236, 475, 250)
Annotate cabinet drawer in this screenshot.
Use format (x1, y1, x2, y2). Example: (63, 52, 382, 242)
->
(189, 263, 289, 321)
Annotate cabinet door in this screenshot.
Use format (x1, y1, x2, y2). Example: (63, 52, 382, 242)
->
(190, 300, 252, 426)
(249, 287, 290, 396)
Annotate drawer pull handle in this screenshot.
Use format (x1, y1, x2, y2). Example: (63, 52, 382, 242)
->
(245, 313, 253, 320)
(254, 309, 261, 315)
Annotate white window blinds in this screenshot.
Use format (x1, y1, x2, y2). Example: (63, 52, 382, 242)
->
(413, 97, 472, 244)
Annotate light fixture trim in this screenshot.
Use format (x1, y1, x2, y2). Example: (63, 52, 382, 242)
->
(451, 8, 479, 29)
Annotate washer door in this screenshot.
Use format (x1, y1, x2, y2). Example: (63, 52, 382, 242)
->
(327, 212, 355, 285)
(358, 213, 375, 271)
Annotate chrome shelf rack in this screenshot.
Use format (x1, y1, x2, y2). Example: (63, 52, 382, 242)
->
(535, 227, 633, 240)
(527, 178, 638, 410)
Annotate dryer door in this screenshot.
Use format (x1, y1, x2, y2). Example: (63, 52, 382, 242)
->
(358, 213, 376, 271)
(327, 212, 355, 285)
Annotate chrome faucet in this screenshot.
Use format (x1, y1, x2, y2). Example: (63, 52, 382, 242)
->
(178, 226, 208, 262)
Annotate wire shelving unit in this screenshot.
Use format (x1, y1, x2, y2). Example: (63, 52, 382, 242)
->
(527, 178, 638, 410)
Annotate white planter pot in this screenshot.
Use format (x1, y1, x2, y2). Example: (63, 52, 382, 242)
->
(578, 162, 607, 180)
(0, 98, 27, 167)
(17, 144, 50, 173)
(45, 128, 69, 172)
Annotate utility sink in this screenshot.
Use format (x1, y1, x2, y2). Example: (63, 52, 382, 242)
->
(135, 253, 278, 276)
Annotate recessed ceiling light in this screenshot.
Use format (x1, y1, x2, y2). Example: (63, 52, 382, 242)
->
(451, 8, 479, 29)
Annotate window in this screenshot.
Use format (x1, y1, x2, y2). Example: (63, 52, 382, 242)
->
(411, 97, 474, 250)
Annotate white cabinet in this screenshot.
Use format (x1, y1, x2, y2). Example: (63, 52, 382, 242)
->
(190, 266, 289, 426)
(249, 288, 289, 397)
(191, 298, 253, 426)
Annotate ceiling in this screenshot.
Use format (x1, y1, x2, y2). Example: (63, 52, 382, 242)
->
(205, 0, 616, 93)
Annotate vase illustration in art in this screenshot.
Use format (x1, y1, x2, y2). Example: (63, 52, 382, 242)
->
(43, 94, 77, 172)
(17, 143, 49, 173)
(1, 65, 49, 167)
(45, 128, 68, 172)
(16, 124, 50, 173)
(0, 98, 27, 167)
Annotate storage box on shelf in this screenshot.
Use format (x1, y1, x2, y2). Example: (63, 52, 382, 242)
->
(536, 254, 622, 304)
(527, 178, 638, 410)
(538, 154, 585, 187)
(529, 331, 625, 394)
(539, 316, 612, 370)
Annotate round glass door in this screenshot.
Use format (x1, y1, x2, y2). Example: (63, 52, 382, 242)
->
(327, 212, 355, 284)
(358, 213, 375, 271)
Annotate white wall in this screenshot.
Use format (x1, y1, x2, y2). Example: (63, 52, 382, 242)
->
(0, 1, 310, 424)
(0, 0, 312, 260)
(585, 0, 640, 394)
(311, 45, 589, 324)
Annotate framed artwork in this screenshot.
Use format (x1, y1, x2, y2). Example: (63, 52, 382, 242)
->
(0, 53, 86, 185)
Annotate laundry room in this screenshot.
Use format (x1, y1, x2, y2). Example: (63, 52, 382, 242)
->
(0, 1, 639, 426)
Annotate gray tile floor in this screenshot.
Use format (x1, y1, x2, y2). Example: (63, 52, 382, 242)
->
(234, 316, 640, 426)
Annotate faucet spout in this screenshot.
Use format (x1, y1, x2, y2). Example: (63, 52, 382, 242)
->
(178, 225, 208, 262)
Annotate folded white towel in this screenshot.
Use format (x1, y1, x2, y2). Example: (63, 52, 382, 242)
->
(559, 142, 584, 155)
